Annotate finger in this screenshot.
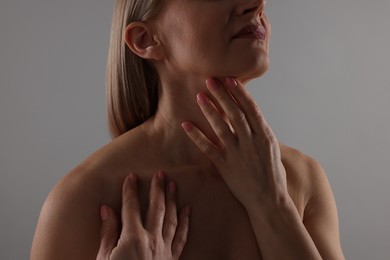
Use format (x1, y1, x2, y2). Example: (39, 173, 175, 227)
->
(205, 78, 252, 141)
(162, 181, 178, 244)
(225, 77, 275, 139)
(96, 205, 119, 260)
(145, 170, 166, 234)
(196, 91, 237, 148)
(122, 173, 143, 235)
(172, 206, 190, 260)
(181, 122, 222, 164)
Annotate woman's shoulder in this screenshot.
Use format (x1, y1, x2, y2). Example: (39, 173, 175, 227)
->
(31, 160, 105, 259)
(31, 130, 147, 259)
(279, 142, 323, 174)
(66, 126, 151, 182)
(56, 128, 148, 202)
(279, 143, 343, 258)
(278, 142, 328, 217)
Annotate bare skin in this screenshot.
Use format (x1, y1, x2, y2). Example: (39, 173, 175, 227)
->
(31, 106, 344, 259)
(31, 0, 345, 259)
(96, 171, 190, 260)
(31, 126, 265, 259)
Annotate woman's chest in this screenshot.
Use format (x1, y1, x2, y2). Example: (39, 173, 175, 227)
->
(177, 176, 264, 260)
(105, 161, 305, 260)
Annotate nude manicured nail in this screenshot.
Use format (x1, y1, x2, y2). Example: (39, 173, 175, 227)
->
(197, 92, 209, 105)
(158, 170, 166, 181)
(226, 77, 238, 88)
(182, 122, 193, 133)
(185, 206, 191, 217)
(100, 205, 110, 221)
(206, 78, 220, 91)
(129, 172, 137, 183)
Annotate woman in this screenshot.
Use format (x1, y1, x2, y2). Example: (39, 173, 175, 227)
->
(31, 0, 345, 259)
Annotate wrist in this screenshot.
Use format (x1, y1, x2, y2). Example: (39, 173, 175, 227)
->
(246, 191, 295, 225)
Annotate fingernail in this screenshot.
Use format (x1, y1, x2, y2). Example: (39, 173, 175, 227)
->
(226, 77, 238, 88)
(158, 170, 166, 181)
(197, 92, 209, 105)
(206, 78, 220, 91)
(129, 172, 137, 184)
(100, 205, 109, 221)
(185, 206, 191, 217)
(181, 122, 193, 133)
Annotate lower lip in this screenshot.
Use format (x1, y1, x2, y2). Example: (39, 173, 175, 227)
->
(234, 32, 266, 41)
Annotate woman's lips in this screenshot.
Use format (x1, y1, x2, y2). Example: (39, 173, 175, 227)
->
(233, 24, 266, 41)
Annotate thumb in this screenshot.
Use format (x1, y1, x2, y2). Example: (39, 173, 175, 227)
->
(96, 205, 119, 260)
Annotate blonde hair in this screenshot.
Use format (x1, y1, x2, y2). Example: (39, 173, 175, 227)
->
(106, 0, 163, 139)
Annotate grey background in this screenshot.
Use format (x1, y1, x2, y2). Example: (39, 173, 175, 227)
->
(1, 0, 389, 259)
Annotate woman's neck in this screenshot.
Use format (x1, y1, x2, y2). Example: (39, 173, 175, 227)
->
(139, 74, 232, 167)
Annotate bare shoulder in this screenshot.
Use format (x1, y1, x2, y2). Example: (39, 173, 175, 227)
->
(31, 128, 151, 260)
(279, 142, 322, 176)
(30, 160, 106, 260)
(278, 143, 322, 210)
(279, 142, 332, 209)
(279, 142, 345, 259)
(30, 132, 139, 259)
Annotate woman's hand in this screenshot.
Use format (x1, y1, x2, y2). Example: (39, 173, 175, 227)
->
(182, 77, 289, 212)
(96, 171, 191, 260)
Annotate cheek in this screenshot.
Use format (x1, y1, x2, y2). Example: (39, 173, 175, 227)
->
(168, 24, 227, 73)
(158, 4, 231, 73)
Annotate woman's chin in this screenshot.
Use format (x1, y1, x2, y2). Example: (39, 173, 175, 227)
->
(236, 60, 270, 84)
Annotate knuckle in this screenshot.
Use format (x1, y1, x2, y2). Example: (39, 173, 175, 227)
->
(177, 235, 188, 249)
(201, 143, 215, 156)
(153, 203, 165, 213)
(216, 128, 231, 141)
(102, 223, 117, 239)
(253, 106, 263, 121)
(232, 111, 247, 124)
(123, 197, 139, 210)
(213, 90, 225, 99)
(263, 135, 274, 148)
(129, 234, 148, 249)
(264, 127, 276, 143)
(166, 216, 178, 227)
(149, 236, 159, 251)
(247, 97, 261, 116)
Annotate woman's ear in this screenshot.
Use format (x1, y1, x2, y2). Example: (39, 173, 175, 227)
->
(124, 21, 163, 60)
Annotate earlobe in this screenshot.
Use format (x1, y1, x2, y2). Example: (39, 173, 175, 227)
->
(124, 21, 162, 60)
